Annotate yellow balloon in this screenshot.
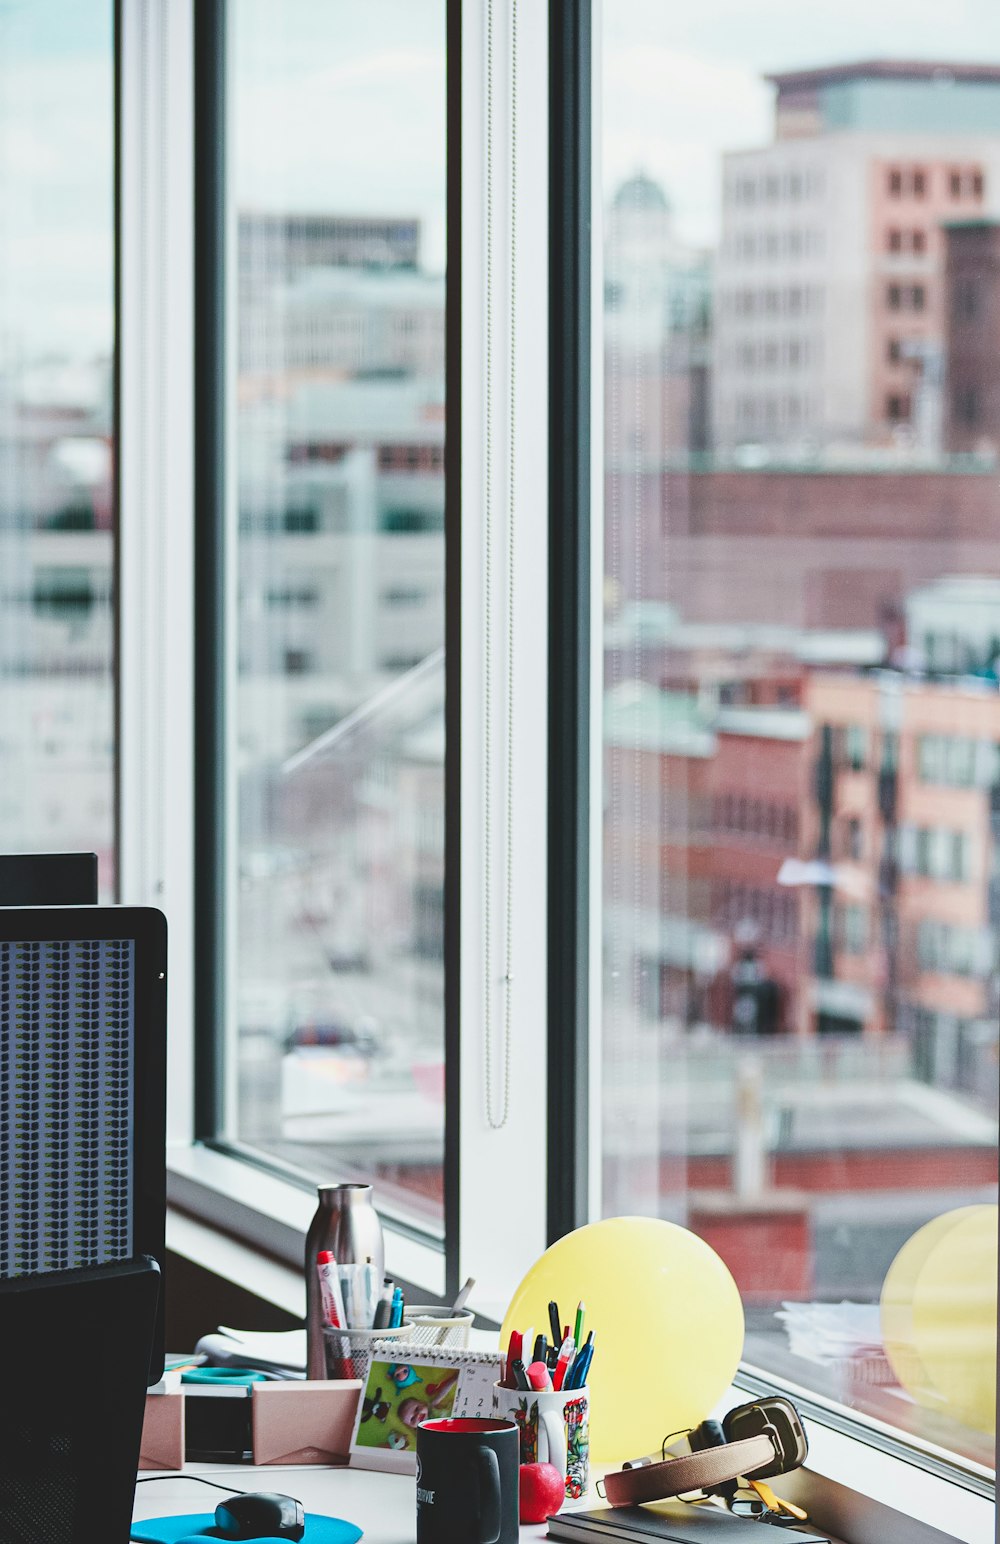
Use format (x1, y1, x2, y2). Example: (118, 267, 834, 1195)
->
(911, 1208, 997, 1435)
(880, 1205, 980, 1405)
(502, 1217, 744, 1464)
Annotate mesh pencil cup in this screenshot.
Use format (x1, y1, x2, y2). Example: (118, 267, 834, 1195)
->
(322, 1322, 414, 1382)
(406, 1304, 474, 1348)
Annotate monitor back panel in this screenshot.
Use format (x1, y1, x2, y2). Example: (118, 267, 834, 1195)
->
(0, 907, 166, 1375)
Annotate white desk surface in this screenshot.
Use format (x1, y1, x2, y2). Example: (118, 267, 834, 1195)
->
(133, 1463, 558, 1543)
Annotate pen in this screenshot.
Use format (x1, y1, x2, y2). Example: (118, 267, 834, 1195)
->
(532, 1332, 547, 1366)
(567, 1333, 594, 1390)
(552, 1334, 576, 1392)
(548, 1300, 562, 1348)
(389, 1286, 404, 1328)
(574, 1301, 586, 1347)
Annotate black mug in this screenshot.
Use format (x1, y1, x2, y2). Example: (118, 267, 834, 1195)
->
(416, 1416, 519, 1544)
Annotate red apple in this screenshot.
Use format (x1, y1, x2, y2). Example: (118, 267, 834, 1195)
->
(519, 1461, 565, 1524)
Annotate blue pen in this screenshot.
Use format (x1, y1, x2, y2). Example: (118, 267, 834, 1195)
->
(567, 1334, 594, 1390)
(389, 1286, 404, 1328)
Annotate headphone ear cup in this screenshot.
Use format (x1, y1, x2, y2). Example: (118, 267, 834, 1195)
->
(689, 1418, 727, 1452)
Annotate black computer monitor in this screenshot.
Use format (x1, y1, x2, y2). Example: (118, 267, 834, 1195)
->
(0, 905, 167, 1379)
(0, 852, 98, 907)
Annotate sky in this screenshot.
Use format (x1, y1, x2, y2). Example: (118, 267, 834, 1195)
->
(1, 0, 999, 358)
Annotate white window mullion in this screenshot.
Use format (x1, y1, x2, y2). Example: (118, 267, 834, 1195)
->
(459, 0, 549, 1317)
(118, 0, 195, 1147)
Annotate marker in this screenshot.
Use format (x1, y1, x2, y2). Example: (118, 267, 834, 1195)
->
(527, 1360, 553, 1392)
(389, 1286, 404, 1328)
(511, 1358, 531, 1391)
(548, 1300, 562, 1348)
(532, 1332, 547, 1366)
(373, 1279, 395, 1329)
(315, 1251, 347, 1330)
(504, 1329, 523, 1388)
(552, 1335, 576, 1392)
(574, 1301, 586, 1347)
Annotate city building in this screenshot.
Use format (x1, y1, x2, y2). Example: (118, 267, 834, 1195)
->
(604, 173, 712, 455)
(944, 216, 1000, 454)
(712, 61, 1000, 453)
(238, 211, 421, 285)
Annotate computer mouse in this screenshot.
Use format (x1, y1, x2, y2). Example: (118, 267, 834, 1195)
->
(214, 1491, 306, 1540)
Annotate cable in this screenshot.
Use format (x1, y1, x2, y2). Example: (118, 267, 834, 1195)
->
(135, 1475, 249, 1495)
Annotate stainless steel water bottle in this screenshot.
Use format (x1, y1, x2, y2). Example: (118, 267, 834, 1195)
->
(305, 1182, 385, 1379)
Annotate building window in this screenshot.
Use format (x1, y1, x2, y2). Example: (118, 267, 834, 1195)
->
(887, 283, 902, 311)
(886, 338, 902, 363)
(887, 228, 902, 252)
(949, 168, 963, 199)
(886, 393, 911, 423)
(888, 166, 903, 196)
(955, 385, 980, 426)
(912, 167, 927, 197)
(911, 284, 925, 312)
(912, 229, 926, 254)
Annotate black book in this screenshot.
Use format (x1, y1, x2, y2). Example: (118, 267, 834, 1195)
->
(546, 1500, 829, 1544)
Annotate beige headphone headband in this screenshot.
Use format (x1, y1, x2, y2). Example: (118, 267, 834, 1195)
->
(603, 1433, 777, 1508)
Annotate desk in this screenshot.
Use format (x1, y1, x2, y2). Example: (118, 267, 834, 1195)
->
(133, 1463, 554, 1543)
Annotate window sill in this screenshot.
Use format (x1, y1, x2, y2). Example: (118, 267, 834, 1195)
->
(166, 1141, 446, 1300)
(783, 1417, 994, 1544)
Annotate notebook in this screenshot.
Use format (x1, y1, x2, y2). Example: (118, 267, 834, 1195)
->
(546, 1501, 829, 1543)
(349, 1339, 504, 1472)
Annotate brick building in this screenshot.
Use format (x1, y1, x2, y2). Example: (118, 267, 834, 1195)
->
(711, 60, 1000, 453)
(944, 217, 1000, 454)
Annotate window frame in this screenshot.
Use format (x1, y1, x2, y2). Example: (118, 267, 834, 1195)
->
(114, 0, 998, 1527)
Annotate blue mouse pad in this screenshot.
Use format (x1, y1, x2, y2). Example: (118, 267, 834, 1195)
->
(131, 1514, 362, 1544)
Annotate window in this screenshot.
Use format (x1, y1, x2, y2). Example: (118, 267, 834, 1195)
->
(602, 5, 998, 1478)
(955, 385, 980, 425)
(224, 0, 447, 1230)
(0, 0, 115, 895)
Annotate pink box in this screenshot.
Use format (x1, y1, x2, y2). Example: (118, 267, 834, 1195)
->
(252, 1380, 362, 1466)
(139, 1390, 185, 1471)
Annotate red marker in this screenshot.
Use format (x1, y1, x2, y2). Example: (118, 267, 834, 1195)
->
(504, 1329, 523, 1388)
(527, 1360, 553, 1392)
(552, 1334, 576, 1391)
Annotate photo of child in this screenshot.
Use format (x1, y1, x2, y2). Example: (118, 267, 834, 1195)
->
(356, 1358, 461, 1452)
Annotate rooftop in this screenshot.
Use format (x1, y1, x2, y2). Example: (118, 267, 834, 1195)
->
(766, 59, 1000, 91)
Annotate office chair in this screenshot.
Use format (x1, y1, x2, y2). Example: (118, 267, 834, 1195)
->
(0, 1257, 160, 1544)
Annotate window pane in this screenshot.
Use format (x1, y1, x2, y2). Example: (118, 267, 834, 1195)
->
(601, 12, 998, 1466)
(0, 2, 115, 894)
(229, 1, 446, 1230)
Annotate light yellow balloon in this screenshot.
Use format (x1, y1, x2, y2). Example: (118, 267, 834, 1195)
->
(880, 1205, 980, 1406)
(502, 1217, 744, 1465)
(911, 1207, 997, 1435)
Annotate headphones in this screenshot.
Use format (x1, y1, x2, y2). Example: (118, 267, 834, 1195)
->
(603, 1397, 808, 1509)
